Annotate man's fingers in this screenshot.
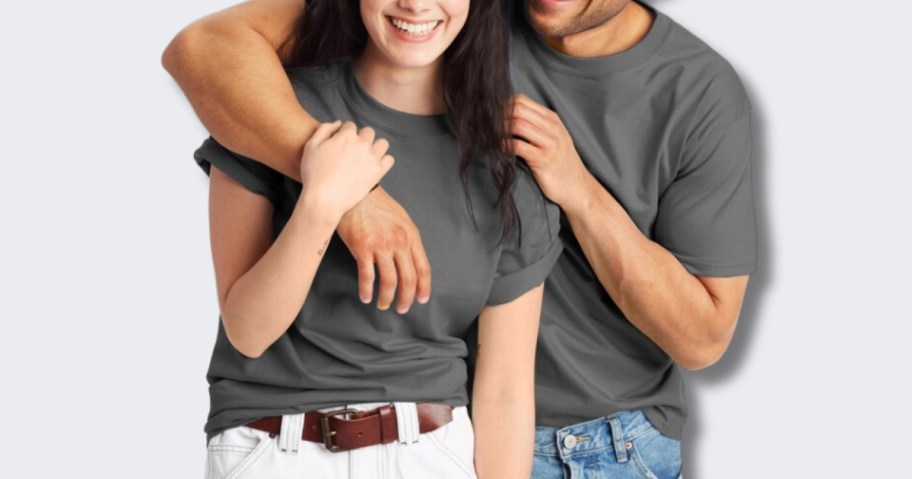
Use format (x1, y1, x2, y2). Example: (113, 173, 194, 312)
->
(412, 242, 432, 304)
(356, 255, 375, 304)
(511, 117, 549, 148)
(394, 250, 417, 314)
(512, 94, 552, 128)
(374, 255, 398, 311)
(512, 139, 541, 165)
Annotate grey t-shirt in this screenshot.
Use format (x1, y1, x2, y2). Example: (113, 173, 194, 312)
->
(194, 60, 562, 437)
(510, 5, 757, 438)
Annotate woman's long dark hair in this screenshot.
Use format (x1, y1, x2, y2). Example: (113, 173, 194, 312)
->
(285, 0, 517, 238)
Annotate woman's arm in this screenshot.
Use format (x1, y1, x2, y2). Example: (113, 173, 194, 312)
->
(163, 0, 314, 179)
(209, 122, 393, 358)
(472, 284, 544, 479)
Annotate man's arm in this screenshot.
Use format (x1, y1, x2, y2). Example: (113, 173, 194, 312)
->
(511, 94, 749, 371)
(162, 0, 312, 179)
(163, 0, 431, 312)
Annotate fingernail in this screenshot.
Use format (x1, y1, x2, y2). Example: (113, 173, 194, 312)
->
(361, 296, 371, 304)
(418, 295, 429, 304)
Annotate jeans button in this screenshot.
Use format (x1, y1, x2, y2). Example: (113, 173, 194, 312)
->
(563, 434, 578, 449)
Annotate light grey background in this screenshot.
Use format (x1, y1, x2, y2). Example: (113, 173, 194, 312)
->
(1, 1, 909, 477)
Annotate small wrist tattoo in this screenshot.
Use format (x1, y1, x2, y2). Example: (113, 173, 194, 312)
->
(317, 238, 330, 256)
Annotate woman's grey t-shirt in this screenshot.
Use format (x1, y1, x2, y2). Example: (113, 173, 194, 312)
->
(194, 61, 562, 437)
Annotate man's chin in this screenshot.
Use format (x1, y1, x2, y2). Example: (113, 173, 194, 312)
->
(525, 0, 581, 37)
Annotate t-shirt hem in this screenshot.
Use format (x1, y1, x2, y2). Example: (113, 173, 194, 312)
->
(679, 259, 757, 278)
(643, 407, 685, 441)
(534, 406, 685, 441)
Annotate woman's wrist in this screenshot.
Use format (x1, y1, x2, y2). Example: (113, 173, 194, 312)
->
(292, 192, 346, 231)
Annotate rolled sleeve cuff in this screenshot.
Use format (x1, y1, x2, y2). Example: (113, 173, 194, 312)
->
(486, 240, 563, 306)
(194, 137, 282, 205)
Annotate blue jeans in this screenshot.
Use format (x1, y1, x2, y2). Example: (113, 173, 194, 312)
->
(532, 409, 682, 479)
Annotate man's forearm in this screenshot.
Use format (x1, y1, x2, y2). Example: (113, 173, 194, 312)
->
(564, 174, 748, 371)
(163, 0, 317, 180)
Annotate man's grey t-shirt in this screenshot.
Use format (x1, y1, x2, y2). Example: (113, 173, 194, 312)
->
(194, 61, 562, 437)
(510, 6, 757, 438)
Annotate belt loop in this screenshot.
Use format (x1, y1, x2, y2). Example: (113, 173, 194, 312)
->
(279, 413, 305, 454)
(393, 402, 420, 444)
(607, 415, 628, 463)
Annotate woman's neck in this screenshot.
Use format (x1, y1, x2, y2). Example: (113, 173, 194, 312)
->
(353, 44, 446, 115)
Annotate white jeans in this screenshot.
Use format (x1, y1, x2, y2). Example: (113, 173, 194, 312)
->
(206, 404, 476, 479)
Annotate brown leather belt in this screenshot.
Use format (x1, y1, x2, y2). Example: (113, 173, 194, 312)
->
(246, 403, 453, 452)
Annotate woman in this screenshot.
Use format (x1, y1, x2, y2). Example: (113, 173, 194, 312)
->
(194, 0, 561, 477)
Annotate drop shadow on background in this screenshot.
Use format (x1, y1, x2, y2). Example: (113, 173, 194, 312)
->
(640, 2, 776, 476)
(679, 76, 773, 478)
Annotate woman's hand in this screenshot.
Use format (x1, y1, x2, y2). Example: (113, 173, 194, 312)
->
(299, 121, 395, 222)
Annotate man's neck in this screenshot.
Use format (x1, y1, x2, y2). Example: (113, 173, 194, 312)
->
(545, 2, 654, 58)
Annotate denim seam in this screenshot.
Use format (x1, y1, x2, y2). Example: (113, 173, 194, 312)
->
(624, 425, 655, 442)
(562, 444, 614, 458)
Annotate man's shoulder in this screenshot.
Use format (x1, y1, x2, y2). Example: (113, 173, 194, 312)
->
(649, 11, 751, 137)
(657, 11, 750, 112)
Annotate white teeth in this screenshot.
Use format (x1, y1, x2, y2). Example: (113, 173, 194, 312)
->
(390, 18, 439, 36)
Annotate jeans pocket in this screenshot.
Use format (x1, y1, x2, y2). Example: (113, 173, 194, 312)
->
(629, 427, 682, 479)
(206, 427, 276, 479)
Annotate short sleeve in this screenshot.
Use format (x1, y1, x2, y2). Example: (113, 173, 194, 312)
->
(193, 137, 284, 205)
(655, 111, 757, 277)
(487, 165, 563, 305)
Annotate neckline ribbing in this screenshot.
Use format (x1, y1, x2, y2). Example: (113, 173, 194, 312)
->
(517, 4, 672, 77)
(339, 61, 452, 137)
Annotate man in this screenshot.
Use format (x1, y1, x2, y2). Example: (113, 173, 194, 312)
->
(164, 1, 756, 477)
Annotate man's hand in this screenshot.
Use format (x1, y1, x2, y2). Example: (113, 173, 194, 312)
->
(510, 95, 751, 370)
(510, 94, 593, 211)
(337, 188, 431, 314)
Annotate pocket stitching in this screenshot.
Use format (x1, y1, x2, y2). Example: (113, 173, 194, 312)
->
(628, 430, 681, 479)
(630, 442, 662, 479)
(214, 434, 275, 479)
(426, 431, 477, 479)
(208, 444, 257, 454)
